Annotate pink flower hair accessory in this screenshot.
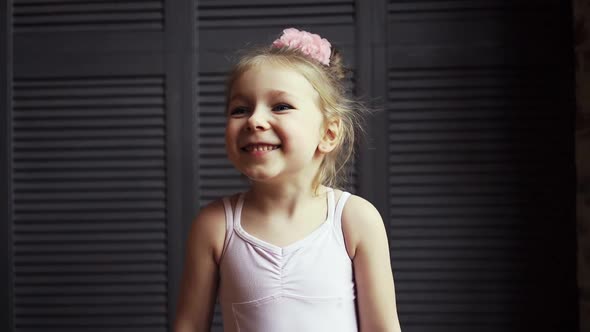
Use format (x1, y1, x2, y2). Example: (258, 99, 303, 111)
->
(271, 28, 332, 66)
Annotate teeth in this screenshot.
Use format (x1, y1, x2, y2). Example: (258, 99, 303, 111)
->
(245, 144, 279, 152)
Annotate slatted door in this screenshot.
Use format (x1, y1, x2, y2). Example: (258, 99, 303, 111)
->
(382, 0, 577, 331)
(4, 1, 196, 331)
(196, 0, 359, 330)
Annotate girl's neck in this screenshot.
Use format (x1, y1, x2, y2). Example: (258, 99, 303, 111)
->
(245, 182, 330, 218)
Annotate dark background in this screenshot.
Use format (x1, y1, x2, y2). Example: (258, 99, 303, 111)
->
(1, 0, 578, 331)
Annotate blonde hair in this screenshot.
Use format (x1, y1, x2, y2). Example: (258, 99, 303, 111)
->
(225, 43, 371, 193)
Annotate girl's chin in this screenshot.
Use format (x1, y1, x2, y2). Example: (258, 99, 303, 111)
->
(243, 173, 279, 182)
(241, 169, 285, 183)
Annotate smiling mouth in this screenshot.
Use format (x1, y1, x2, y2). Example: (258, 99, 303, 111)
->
(241, 144, 281, 152)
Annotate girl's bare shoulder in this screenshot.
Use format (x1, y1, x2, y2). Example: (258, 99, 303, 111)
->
(189, 193, 240, 264)
(339, 192, 385, 259)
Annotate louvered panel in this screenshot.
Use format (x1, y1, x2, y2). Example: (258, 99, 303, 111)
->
(198, 0, 354, 28)
(387, 67, 555, 113)
(12, 76, 168, 332)
(13, 0, 164, 32)
(197, 7, 360, 329)
(386, 65, 550, 329)
(387, 0, 561, 70)
(398, 278, 524, 293)
(388, 0, 555, 21)
(198, 1, 356, 70)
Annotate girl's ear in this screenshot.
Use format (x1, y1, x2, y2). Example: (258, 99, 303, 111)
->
(318, 117, 341, 153)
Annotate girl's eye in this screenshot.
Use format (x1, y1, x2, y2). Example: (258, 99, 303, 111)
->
(274, 104, 293, 112)
(229, 107, 247, 116)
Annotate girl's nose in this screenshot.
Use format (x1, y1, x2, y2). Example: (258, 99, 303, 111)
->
(246, 109, 270, 131)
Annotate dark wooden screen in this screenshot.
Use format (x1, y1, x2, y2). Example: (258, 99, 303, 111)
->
(1, 0, 578, 331)
(3, 0, 196, 331)
(197, 1, 358, 329)
(381, 0, 578, 331)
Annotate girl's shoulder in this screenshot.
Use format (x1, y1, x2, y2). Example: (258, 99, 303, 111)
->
(340, 193, 385, 259)
(189, 192, 241, 265)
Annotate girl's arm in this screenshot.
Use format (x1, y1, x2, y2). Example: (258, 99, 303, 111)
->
(342, 195, 402, 332)
(174, 200, 226, 332)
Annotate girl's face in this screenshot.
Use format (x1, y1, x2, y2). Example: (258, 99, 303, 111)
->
(225, 62, 327, 185)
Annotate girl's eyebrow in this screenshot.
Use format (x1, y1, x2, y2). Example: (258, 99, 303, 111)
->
(267, 89, 296, 99)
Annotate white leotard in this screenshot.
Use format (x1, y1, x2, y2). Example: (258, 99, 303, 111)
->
(218, 188, 358, 332)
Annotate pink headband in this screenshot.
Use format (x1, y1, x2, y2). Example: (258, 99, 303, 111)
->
(271, 28, 332, 66)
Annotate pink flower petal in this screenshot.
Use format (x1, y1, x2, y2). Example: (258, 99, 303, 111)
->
(271, 28, 332, 66)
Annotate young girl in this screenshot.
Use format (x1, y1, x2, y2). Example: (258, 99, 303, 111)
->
(174, 28, 402, 332)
